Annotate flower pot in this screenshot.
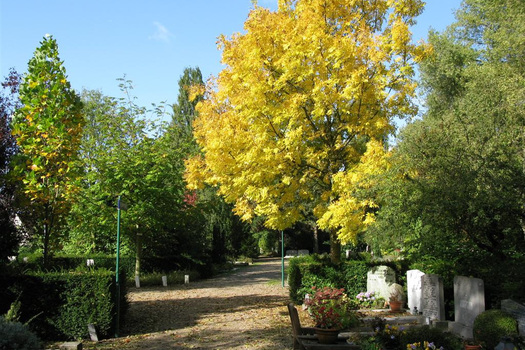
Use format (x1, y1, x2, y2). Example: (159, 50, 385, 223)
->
(465, 345, 482, 350)
(389, 300, 403, 312)
(315, 327, 340, 344)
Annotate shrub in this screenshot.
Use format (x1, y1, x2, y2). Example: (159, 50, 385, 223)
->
(400, 325, 463, 350)
(473, 309, 518, 350)
(356, 291, 385, 309)
(287, 255, 369, 304)
(341, 260, 369, 298)
(0, 269, 127, 340)
(0, 316, 41, 350)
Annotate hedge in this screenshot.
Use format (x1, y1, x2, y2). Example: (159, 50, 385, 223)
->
(16, 253, 207, 278)
(0, 269, 127, 341)
(288, 255, 369, 304)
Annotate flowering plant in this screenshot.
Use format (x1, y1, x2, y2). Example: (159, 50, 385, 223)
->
(304, 287, 358, 329)
(356, 291, 385, 309)
(373, 322, 406, 349)
(407, 341, 444, 350)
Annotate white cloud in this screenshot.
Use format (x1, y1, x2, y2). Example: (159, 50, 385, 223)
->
(149, 21, 174, 43)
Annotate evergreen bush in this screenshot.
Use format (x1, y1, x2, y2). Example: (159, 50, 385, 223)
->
(0, 316, 41, 350)
(287, 255, 369, 304)
(473, 310, 518, 350)
(0, 269, 127, 340)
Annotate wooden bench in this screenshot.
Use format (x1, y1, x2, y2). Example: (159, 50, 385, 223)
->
(287, 303, 316, 350)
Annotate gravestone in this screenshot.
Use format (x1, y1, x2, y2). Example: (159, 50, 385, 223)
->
(501, 299, 525, 336)
(367, 265, 396, 301)
(421, 274, 445, 321)
(184, 274, 190, 284)
(162, 275, 168, 287)
(86, 259, 95, 267)
(407, 269, 425, 314)
(285, 250, 298, 257)
(87, 323, 98, 342)
(60, 342, 82, 350)
(449, 276, 485, 339)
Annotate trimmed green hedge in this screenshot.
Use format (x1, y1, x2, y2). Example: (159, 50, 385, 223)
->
(288, 255, 368, 304)
(0, 269, 126, 340)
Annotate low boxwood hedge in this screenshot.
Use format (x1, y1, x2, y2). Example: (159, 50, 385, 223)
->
(0, 268, 126, 341)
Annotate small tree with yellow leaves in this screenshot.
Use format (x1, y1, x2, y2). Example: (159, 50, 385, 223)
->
(12, 35, 84, 264)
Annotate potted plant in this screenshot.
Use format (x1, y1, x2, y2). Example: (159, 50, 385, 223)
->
(304, 287, 358, 344)
(389, 289, 404, 312)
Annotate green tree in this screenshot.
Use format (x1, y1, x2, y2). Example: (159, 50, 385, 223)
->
(369, 0, 525, 285)
(171, 66, 203, 151)
(11, 35, 84, 264)
(66, 82, 191, 277)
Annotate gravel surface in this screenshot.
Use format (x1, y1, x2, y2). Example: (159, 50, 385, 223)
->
(88, 257, 294, 350)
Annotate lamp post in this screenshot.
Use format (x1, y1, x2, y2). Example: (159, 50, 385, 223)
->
(115, 195, 122, 338)
(281, 230, 284, 287)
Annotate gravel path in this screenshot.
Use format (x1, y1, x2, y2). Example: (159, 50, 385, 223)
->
(91, 257, 294, 350)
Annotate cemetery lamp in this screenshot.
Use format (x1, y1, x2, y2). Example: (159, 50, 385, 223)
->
(115, 195, 122, 338)
(495, 337, 516, 350)
(281, 230, 284, 287)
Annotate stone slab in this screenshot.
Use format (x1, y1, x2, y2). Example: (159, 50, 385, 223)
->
(449, 321, 473, 339)
(60, 342, 82, 350)
(407, 269, 425, 314)
(454, 276, 485, 329)
(367, 265, 396, 301)
(421, 274, 445, 321)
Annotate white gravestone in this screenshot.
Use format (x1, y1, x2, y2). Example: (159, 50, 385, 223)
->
(454, 276, 485, 326)
(450, 275, 485, 339)
(407, 269, 425, 313)
(367, 265, 396, 301)
(184, 274, 190, 284)
(421, 274, 445, 321)
(162, 275, 168, 287)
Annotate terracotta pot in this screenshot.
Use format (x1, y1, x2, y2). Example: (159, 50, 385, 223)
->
(465, 345, 482, 350)
(389, 300, 403, 312)
(315, 327, 340, 344)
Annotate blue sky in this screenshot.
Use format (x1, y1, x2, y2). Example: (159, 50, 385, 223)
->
(1, 0, 462, 119)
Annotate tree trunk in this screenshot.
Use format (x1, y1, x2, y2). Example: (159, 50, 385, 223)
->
(313, 225, 319, 254)
(43, 222, 50, 267)
(329, 230, 341, 264)
(135, 232, 143, 278)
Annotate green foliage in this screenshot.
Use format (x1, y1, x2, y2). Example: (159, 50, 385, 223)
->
(341, 261, 369, 300)
(0, 269, 126, 340)
(473, 310, 518, 350)
(0, 316, 41, 350)
(304, 287, 359, 329)
(12, 35, 84, 264)
(400, 326, 463, 350)
(288, 255, 369, 305)
(367, 0, 525, 307)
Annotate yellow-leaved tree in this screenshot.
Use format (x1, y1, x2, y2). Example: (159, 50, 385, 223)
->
(186, 0, 428, 262)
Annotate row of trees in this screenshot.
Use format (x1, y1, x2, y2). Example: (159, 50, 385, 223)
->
(0, 35, 261, 275)
(2, 0, 523, 294)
